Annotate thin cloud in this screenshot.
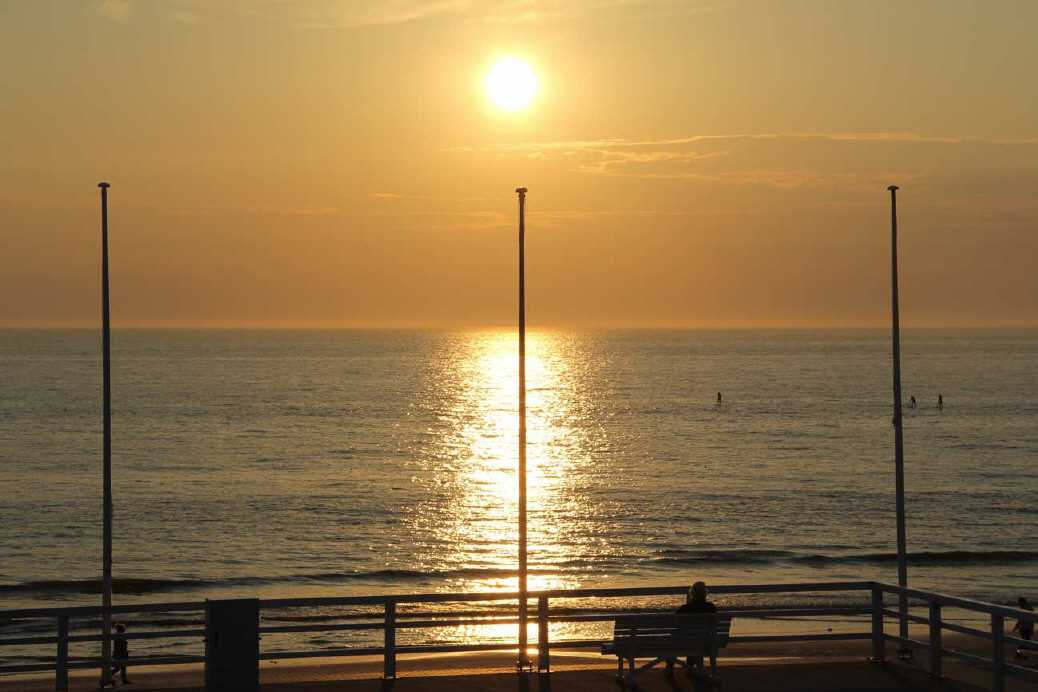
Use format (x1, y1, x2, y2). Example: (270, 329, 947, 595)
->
(461, 132, 1038, 189)
(124, 0, 704, 30)
(96, 0, 131, 23)
(489, 132, 1038, 155)
(278, 207, 342, 217)
(168, 9, 199, 24)
(578, 149, 729, 175)
(398, 210, 510, 231)
(346, 0, 470, 27)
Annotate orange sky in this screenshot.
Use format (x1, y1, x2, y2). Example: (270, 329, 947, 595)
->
(2, 1, 1037, 327)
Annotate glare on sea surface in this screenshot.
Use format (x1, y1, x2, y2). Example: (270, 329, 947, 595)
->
(485, 58, 538, 112)
(406, 330, 607, 604)
(412, 330, 600, 643)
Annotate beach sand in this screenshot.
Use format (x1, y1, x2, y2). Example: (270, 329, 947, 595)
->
(4, 634, 1037, 692)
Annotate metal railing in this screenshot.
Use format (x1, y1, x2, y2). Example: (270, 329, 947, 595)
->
(1, 581, 1035, 691)
(873, 583, 1038, 692)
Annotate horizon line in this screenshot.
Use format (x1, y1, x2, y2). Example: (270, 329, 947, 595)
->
(3, 321, 1037, 331)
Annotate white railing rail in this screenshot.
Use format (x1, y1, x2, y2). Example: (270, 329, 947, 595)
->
(1, 581, 1035, 691)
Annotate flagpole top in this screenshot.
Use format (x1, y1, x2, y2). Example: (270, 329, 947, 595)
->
(98, 182, 111, 189)
(515, 187, 527, 196)
(887, 185, 899, 192)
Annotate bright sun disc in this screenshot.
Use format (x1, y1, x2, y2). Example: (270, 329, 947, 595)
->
(486, 58, 538, 112)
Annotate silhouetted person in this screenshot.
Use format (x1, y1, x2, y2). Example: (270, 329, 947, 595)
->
(938, 394, 944, 410)
(666, 581, 718, 675)
(909, 395, 917, 409)
(1013, 597, 1034, 659)
(716, 392, 722, 406)
(677, 581, 717, 616)
(111, 622, 130, 685)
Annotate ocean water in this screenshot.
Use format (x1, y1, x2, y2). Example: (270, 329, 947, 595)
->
(1, 328, 1036, 660)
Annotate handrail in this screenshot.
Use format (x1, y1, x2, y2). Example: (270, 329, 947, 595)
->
(0, 607, 871, 648)
(0, 581, 878, 620)
(0, 601, 205, 620)
(875, 582, 1037, 622)
(874, 582, 1038, 691)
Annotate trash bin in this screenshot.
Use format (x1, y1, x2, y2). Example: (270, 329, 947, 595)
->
(205, 598, 259, 692)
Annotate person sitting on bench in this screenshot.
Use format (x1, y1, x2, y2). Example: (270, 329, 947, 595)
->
(666, 581, 717, 674)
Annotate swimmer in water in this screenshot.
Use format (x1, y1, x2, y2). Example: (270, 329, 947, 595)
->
(909, 395, 917, 409)
(938, 394, 944, 410)
(716, 392, 722, 406)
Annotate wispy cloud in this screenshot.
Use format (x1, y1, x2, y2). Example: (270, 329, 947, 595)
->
(95, 0, 202, 25)
(340, 0, 470, 27)
(578, 148, 729, 175)
(460, 132, 1038, 190)
(491, 132, 1038, 154)
(98, 0, 708, 29)
(278, 207, 341, 217)
(168, 8, 199, 25)
(434, 210, 510, 230)
(96, 0, 131, 23)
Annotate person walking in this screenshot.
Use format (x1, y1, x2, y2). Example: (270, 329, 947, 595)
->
(1013, 597, 1034, 659)
(111, 623, 131, 685)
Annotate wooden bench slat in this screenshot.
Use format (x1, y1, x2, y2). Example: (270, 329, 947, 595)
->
(602, 612, 733, 687)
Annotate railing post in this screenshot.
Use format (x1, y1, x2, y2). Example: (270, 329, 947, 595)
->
(992, 613, 1005, 692)
(871, 586, 885, 662)
(384, 600, 396, 679)
(55, 615, 69, 692)
(537, 596, 549, 672)
(928, 603, 941, 678)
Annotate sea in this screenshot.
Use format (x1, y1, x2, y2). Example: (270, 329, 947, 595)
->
(1, 328, 1036, 663)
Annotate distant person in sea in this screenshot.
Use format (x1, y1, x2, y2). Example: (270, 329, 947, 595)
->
(666, 581, 718, 675)
(938, 394, 944, 410)
(1013, 597, 1034, 658)
(716, 392, 722, 406)
(909, 395, 917, 409)
(111, 622, 130, 685)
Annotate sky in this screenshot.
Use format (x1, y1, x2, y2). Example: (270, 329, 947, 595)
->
(2, 0, 1037, 327)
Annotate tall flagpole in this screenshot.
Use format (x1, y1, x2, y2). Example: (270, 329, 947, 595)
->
(99, 182, 114, 687)
(888, 184, 910, 657)
(515, 186, 530, 672)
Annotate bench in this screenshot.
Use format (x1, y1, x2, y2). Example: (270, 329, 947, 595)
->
(601, 613, 732, 687)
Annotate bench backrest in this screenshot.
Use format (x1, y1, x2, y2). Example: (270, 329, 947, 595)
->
(611, 614, 732, 651)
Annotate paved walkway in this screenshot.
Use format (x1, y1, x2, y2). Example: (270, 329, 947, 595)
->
(4, 661, 1016, 692)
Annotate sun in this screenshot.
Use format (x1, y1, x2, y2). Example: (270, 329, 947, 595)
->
(485, 58, 538, 112)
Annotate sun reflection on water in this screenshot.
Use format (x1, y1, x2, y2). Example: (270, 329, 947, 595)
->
(406, 330, 607, 599)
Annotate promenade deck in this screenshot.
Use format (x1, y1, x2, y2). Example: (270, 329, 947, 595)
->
(5, 657, 1035, 692)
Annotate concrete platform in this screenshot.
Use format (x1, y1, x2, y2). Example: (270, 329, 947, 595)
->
(6, 660, 1029, 692)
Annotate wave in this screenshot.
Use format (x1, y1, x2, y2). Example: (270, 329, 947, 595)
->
(653, 548, 1038, 568)
(0, 577, 269, 596)
(0, 567, 559, 597)
(821, 550, 1038, 566)
(4, 549, 1034, 598)
(653, 549, 797, 565)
